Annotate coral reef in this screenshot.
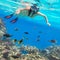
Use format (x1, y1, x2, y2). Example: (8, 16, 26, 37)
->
(0, 41, 46, 60)
(0, 18, 6, 38)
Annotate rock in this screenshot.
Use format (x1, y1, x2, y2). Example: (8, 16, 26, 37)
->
(0, 18, 6, 38)
(48, 55, 60, 60)
(42, 45, 60, 60)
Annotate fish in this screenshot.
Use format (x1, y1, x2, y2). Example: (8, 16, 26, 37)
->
(10, 17, 18, 23)
(3, 33, 12, 37)
(13, 39, 17, 43)
(13, 39, 23, 44)
(24, 32, 29, 34)
(18, 39, 23, 44)
(49, 40, 57, 43)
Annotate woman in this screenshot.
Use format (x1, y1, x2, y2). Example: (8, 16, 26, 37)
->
(5, 1, 51, 26)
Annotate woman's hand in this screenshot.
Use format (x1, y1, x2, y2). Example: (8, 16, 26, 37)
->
(47, 22, 51, 26)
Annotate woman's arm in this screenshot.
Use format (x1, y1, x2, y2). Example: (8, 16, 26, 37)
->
(37, 12, 51, 26)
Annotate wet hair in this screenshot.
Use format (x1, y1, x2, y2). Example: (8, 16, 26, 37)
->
(33, 4, 38, 6)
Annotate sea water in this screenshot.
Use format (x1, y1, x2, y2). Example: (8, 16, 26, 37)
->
(0, 0, 60, 50)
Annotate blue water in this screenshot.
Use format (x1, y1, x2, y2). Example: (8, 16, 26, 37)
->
(0, 0, 60, 49)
